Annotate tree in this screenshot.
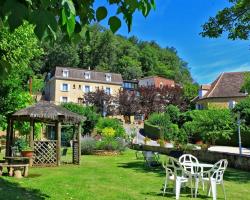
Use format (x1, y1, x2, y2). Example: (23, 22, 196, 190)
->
(0, 0, 156, 39)
(138, 85, 184, 118)
(201, 0, 250, 40)
(84, 89, 115, 116)
(183, 109, 234, 145)
(41, 38, 80, 73)
(0, 22, 42, 119)
(116, 56, 142, 80)
(62, 103, 100, 135)
(241, 72, 250, 94)
(117, 89, 141, 120)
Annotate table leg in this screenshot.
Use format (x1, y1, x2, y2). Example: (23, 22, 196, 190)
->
(8, 167, 14, 176)
(0, 166, 2, 176)
(23, 166, 29, 177)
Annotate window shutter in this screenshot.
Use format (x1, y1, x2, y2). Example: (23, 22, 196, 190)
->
(60, 84, 63, 91)
(110, 88, 113, 95)
(90, 86, 93, 92)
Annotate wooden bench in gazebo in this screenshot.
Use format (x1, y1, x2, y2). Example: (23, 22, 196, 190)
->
(5, 101, 86, 167)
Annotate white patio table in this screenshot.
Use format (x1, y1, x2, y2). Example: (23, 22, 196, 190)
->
(182, 162, 214, 198)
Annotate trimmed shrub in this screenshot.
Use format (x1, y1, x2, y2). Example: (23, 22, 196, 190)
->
(144, 120, 161, 140)
(96, 137, 127, 152)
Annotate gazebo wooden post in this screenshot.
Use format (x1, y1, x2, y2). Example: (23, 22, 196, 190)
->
(29, 119, 34, 148)
(77, 123, 81, 165)
(56, 121, 61, 166)
(6, 118, 13, 157)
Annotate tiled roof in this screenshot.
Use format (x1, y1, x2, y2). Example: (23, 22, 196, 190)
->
(54, 66, 123, 85)
(202, 71, 248, 99)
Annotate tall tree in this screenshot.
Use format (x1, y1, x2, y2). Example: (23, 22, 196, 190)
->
(201, 0, 250, 40)
(0, 22, 42, 120)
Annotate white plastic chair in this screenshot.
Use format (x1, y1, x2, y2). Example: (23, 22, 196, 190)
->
(179, 154, 199, 174)
(162, 157, 198, 199)
(179, 154, 204, 191)
(196, 159, 228, 200)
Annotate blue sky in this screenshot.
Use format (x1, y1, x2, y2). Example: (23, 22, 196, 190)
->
(95, 0, 250, 84)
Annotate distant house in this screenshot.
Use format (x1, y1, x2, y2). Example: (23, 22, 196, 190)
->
(45, 67, 123, 104)
(122, 79, 139, 91)
(138, 76, 175, 88)
(194, 72, 249, 110)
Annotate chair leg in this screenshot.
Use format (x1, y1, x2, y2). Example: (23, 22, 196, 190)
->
(176, 179, 181, 200)
(207, 182, 211, 196)
(221, 181, 226, 200)
(211, 180, 217, 200)
(195, 177, 199, 198)
(163, 178, 168, 196)
(190, 178, 193, 198)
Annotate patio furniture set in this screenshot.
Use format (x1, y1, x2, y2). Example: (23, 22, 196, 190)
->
(140, 151, 228, 200)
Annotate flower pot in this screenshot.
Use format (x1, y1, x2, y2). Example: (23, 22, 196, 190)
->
(21, 150, 34, 157)
(195, 140, 203, 145)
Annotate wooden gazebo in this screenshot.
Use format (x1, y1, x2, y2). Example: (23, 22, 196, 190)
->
(6, 101, 86, 166)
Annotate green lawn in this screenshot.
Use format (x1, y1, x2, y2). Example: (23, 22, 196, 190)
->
(0, 150, 249, 200)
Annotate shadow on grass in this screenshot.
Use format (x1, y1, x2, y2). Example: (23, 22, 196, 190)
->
(0, 177, 49, 200)
(142, 186, 210, 199)
(224, 169, 250, 183)
(117, 160, 165, 177)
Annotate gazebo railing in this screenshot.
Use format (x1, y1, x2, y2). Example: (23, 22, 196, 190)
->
(33, 140, 57, 166)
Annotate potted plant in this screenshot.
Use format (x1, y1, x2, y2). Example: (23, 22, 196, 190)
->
(157, 139, 165, 147)
(143, 136, 150, 145)
(21, 145, 34, 157)
(15, 138, 34, 157)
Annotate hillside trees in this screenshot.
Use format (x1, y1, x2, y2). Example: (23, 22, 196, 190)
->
(39, 24, 194, 86)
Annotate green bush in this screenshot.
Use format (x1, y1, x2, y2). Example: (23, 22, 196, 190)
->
(95, 118, 125, 138)
(147, 112, 170, 126)
(165, 105, 180, 124)
(182, 109, 234, 144)
(81, 135, 96, 155)
(62, 103, 100, 134)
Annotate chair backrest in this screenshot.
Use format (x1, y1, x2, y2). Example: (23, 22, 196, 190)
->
(211, 159, 228, 182)
(168, 157, 186, 177)
(179, 154, 199, 173)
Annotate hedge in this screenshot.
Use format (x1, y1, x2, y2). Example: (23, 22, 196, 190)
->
(143, 120, 162, 140)
(216, 131, 250, 147)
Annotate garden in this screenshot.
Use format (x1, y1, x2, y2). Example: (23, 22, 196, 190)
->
(143, 97, 250, 149)
(0, 150, 250, 200)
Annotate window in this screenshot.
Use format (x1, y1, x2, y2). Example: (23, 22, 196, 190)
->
(85, 85, 90, 93)
(78, 85, 81, 90)
(105, 87, 111, 95)
(84, 72, 90, 79)
(105, 73, 111, 82)
(159, 82, 163, 89)
(78, 98, 83, 104)
(73, 84, 76, 89)
(95, 86, 99, 91)
(62, 70, 69, 77)
(61, 97, 68, 103)
(62, 83, 69, 92)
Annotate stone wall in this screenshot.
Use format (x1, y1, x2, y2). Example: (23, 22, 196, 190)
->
(131, 144, 250, 171)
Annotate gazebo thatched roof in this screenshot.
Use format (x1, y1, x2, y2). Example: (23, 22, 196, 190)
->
(12, 101, 85, 123)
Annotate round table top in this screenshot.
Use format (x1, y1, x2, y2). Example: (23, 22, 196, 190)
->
(182, 162, 214, 168)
